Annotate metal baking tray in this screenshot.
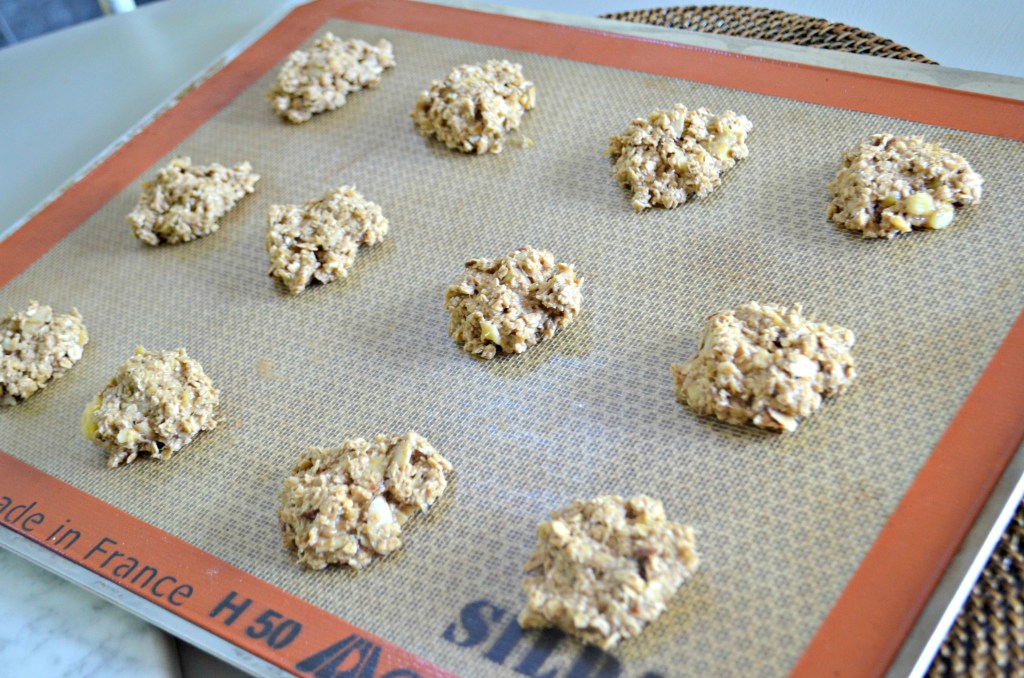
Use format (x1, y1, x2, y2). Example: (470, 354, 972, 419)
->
(2, 2, 1022, 675)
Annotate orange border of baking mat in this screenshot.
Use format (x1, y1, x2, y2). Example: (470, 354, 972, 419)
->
(1, 1, 1023, 676)
(0, 453, 452, 678)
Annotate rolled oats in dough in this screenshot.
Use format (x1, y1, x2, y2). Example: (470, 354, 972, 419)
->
(444, 246, 582, 360)
(519, 495, 700, 650)
(671, 302, 856, 432)
(265, 186, 389, 295)
(608, 104, 752, 211)
(411, 59, 536, 154)
(127, 157, 259, 246)
(278, 431, 453, 570)
(82, 347, 220, 468)
(827, 134, 984, 239)
(268, 33, 395, 124)
(1, 301, 88, 406)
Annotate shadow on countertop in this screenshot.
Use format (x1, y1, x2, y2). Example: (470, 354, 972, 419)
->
(0, 0, 164, 49)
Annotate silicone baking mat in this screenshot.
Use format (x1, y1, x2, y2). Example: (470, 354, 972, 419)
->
(2, 2, 1023, 676)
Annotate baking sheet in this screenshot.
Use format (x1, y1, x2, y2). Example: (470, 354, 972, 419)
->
(2, 6, 1023, 677)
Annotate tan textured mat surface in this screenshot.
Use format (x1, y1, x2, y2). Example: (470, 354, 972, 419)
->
(2, 18, 1023, 677)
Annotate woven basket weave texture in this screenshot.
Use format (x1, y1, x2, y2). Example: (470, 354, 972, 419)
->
(602, 5, 938, 63)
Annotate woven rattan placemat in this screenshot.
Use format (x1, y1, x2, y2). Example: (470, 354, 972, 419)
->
(602, 5, 937, 63)
(603, 8, 1021, 676)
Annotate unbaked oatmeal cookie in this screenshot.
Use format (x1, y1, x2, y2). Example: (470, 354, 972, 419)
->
(444, 246, 582, 359)
(519, 495, 699, 650)
(279, 431, 453, 570)
(268, 33, 395, 124)
(265, 186, 389, 294)
(127, 157, 259, 245)
(1, 302, 88, 406)
(671, 302, 855, 432)
(827, 134, 983, 239)
(411, 59, 536, 154)
(82, 347, 219, 468)
(608, 104, 752, 211)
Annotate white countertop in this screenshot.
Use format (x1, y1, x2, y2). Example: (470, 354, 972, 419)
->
(1, 1, 1021, 676)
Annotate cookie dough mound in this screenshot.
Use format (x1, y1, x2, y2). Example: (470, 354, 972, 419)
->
(265, 186, 389, 294)
(827, 134, 983, 239)
(411, 59, 536, 154)
(128, 157, 259, 246)
(519, 495, 699, 650)
(608, 104, 752, 211)
(278, 431, 453, 570)
(268, 33, 396, 124)
(672, 303, 855, 432)
(82, 347, 219, 468)
(445, 246, 582, 360)
(1, 302, 88, 406)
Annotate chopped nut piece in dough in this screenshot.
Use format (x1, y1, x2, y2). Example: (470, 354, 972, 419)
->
(671, 303, 856, 432)
(411, 59, 536, 154)
(83, 347, 219, 468)
(826, 134, 983, 239)
(519, 495, 699, 650)
(444, 246, 582, 360)
(265, 186, 389, 295)
(127, 157, 259, 246)
(608, 104, 752, 211)
(278, 431, 453, 570)
(1, 302, 88, 406)
(268, 33, 395, 124)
